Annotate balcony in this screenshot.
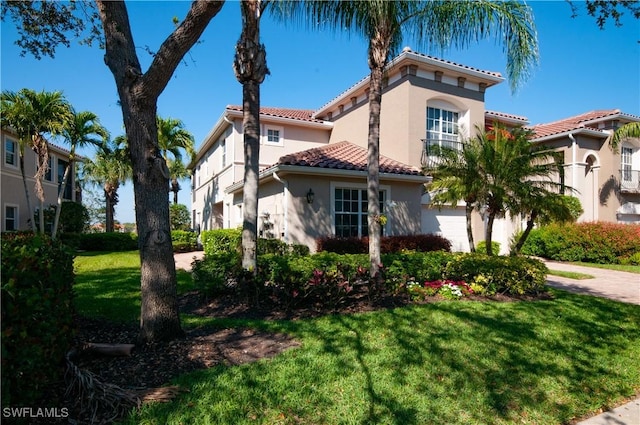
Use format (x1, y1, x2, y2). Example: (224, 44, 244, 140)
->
(421, 139, 464, 172)
(620, 169, 640, 193)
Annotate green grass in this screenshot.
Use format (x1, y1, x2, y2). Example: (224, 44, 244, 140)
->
(74, 251, 194, 322)
(547, 269, 594, 280)
(73, 252, 640, 424)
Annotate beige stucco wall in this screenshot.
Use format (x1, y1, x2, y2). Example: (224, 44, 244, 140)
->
(1, 129, 78, 231)
(329, 76, 486, 170)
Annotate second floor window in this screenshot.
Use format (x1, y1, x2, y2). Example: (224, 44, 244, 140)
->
(622, 146, 633, 182)
(58, 158, 72, 199)
(4, 139, 17, 167)
(427, 106, 459, 149)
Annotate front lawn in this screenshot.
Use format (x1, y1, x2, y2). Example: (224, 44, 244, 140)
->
(73, 252, 640, 424)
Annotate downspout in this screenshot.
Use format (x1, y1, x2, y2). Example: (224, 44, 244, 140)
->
(569, 132, 577, 195)
(272, 172, 289, 242)
(223, 113, 235, 183)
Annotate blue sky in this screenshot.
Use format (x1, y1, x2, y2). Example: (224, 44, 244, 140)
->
(2, 1, 639, 224)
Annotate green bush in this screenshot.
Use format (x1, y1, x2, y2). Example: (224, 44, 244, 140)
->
(200, 228, 242, 256)
(1, 232, 75, 407)
(476, 241, 501, 255)
(78, 232, 139, 251)
(192, 252, 241, 296)
(444, 253, 548, 295)
(170, 204, 191, 231)
(317, 234, 452, 254)
(521, 222, 640, 264)
(172, 230, 198, 253)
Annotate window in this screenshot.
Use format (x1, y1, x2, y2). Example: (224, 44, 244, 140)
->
(622, 146, 633, 182)
(334, 188, 385, 237)
(221, 139, 226, 168)
(4, 205, 18, 231)
(264, 126, 284, 145)
(4, 138, 17, 167)
(427, 106, 459, 149)
(45, 156, 53, 181)
(58, 158, 72, 199)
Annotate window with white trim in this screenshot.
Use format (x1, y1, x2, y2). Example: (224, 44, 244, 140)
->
(58, 158, 72, 199)
(334, 188, 385, 237)
(221, 139, 226, 167)
(427, 106, 459, 148)
(622, 146, 632, 182)
(264, 126, 284, 145)
(4, 138, 17, 167)
(4, 205, 18, 231)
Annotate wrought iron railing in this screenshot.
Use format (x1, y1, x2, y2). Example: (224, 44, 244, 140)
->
(421, 139, 464, 171)
(620, 169, 640, 193)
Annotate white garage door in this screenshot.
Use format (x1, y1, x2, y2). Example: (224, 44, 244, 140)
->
(421, 206, 470, 252)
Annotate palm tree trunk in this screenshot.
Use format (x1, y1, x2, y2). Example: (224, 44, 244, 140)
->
(241, 81, 260, 272)
(485, 213, 496, 255)
(19, 150, 37, 232)
(52, 159, 73, 239)
(104, 187, 114, 233)
(366, 27, 391, 278)
(511, 209, 537, 256)
(465, 202, 476, 253)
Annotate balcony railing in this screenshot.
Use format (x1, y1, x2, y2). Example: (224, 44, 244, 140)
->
(421, 139, 464, 171)
(620, 169, 640, 193)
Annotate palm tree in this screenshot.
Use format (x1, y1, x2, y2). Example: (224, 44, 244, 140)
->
(82, 136, 131, 232)
(0, 88, 71, 233)
(53, 108, 109, 238)
(476, 126, 566, 255)
(156, 116, 195, 204)
(274, 0, 539, 276)
(233, 0, 270, 273)
(609, 121, 640, 152)
(426, 138, 484, 252)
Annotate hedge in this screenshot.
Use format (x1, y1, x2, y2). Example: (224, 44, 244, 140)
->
(1, 232, 75, 407)
(200, 228, 310, 257)
(316, 234, 452, 254)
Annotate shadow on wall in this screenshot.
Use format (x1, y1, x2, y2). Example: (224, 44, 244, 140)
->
(599, 175, 624, 207)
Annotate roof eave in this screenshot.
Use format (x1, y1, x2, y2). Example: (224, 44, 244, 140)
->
(226, 164, 429, 194)
(531, 128, 609, 143)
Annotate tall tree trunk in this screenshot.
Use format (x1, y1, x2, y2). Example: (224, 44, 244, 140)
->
(465, 201, 476, 253)
(52, 159, 73, 239)
(96, 0, 223, 343)
(171, 178, 179, 204)
(511, 209, 538, 256)
(485, 212, 496, 255)
(18, 150, 37, 232)
(234, 0, 268, 274)
(104, 185, 115, 233)
(241, 81, 260, 272)
(33, 134, 49, 233)
(366, 28, 391, 278)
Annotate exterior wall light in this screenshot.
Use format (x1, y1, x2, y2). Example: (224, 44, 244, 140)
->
(306, 188, 315, 204)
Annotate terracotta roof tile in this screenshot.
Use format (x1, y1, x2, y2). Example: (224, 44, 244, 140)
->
(227, 105, 325, 123)
(528, 109, 621, 138)
(277, 141, 422, 176)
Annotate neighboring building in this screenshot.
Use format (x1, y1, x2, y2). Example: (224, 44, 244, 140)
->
(190, 48, 640, 253)
(1, 127, 80, 232)
(529, 110, 640, 223)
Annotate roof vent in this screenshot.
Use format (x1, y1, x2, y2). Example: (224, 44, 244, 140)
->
(402, 46, 412, 52)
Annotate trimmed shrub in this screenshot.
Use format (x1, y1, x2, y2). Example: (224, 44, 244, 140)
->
(317, 234, 452, 254)
(1, 232, 75, 407)
(476, 241, 501, 255)
(444, 253, 548, 295)
(200, 228, 242, 256)
(78, 232, 139, 251)
(172, 230, 198, 253)
(192, 251, 242, 296)
(521, 222, 640, 264)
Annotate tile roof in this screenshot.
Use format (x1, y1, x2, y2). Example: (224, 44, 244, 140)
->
(226, 105, 325, 123)
(528, 109, 621, 139)
(404, 49, 502, 79)
(277, 141, 422, 176)
(485, 110, 529, 123)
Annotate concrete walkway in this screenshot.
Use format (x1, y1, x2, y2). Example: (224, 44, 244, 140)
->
(174, 251, 640, 424)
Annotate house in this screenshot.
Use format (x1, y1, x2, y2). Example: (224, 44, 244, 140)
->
(190, 48, 639, 253)
(1, 127, 80, 232)
(190, 48, 509, 252)
(529, 110, 640, 223)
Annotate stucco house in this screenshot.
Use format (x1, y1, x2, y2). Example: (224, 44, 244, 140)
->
(1, 127, 80, 232)
(189, 48, 639, 253)
(529, 110, 640, 223)
(190, 48, 513, 251)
